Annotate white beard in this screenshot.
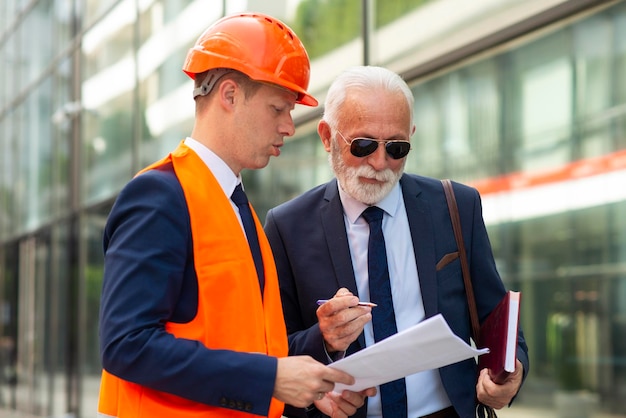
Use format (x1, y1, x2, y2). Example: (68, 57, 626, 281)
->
(329, 140, 404, 205)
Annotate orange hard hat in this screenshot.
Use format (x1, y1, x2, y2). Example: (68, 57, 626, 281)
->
(182, 12, 317, 107)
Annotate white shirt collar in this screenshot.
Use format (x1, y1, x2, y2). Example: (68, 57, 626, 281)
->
(184, 137, 242, 197)
(337, 181, 401, 224)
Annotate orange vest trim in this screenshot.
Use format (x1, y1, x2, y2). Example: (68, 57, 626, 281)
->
(98, 142, 288, 418)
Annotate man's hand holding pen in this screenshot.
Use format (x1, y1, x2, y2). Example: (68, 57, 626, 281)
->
(316, 288, 373, 353)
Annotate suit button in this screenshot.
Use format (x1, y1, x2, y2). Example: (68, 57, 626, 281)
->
(229, 399, 236, 408)
(245, 402, 252, 411)
(237, 400, 244, 410)
(219, 397, 228, 407)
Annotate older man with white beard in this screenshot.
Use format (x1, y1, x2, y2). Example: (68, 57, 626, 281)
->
(264, 65, 528, 418)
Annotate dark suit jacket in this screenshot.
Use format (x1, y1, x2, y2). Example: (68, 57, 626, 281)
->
(264, 174, 529, 418)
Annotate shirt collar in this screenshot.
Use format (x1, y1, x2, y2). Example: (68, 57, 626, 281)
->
(184, 137, 242, 197)
(338, 181, 401, 224)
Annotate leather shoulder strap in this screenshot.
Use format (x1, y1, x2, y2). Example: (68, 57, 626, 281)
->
(442, 179, 481, 343)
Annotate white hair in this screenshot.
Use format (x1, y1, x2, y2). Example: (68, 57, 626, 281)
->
(322, 66, 414, 129)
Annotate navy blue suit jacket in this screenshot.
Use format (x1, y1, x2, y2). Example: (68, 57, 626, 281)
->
(264, 174, 529, 418)
(99, 162, 277, 415)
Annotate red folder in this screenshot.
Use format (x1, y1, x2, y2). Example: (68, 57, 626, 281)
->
(478, 290, 521, 384)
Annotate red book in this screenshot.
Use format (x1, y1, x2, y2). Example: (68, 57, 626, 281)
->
(478, 290, 521, 384)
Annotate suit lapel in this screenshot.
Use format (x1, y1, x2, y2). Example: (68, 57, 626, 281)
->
(321, 179, 366, 349)
(401, 175, 439, 318)
(321, 179, 359, 293)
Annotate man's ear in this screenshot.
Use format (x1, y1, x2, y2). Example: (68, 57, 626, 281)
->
(318, 120, 332, 152)
(217, 78, 237, 109)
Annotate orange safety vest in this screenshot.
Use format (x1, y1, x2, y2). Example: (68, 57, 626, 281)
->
(98, 142, 288, 417)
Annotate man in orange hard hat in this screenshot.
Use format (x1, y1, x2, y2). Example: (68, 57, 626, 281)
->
(98, 12, 375, 418)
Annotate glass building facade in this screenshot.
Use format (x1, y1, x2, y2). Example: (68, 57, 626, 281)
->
(0, 0, 625, 416)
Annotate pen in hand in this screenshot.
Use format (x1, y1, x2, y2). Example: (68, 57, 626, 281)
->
(316, 299, 377, 307)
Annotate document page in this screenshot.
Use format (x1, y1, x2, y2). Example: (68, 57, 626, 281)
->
(329, 314, 489, 392)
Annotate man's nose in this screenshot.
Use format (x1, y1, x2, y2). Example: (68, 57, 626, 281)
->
(366, 142, 389, 170)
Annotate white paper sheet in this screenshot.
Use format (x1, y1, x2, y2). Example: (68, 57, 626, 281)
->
(328, 314, 489, 393)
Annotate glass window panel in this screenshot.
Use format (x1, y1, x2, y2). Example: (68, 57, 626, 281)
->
(20, 77, 54, 230)
(50, 56, 73, 218)
(574, 15, 612, 118)
(442, 73, 469, 157)
(13, 103, 27, 232)
(290, 0, 362, 59)
(4, 30, 18, 95)
(410, 61, 503, 182)
(612, 3, 626, 151)
(0, 104, 16, 237)
(616, 3, 626, 100)
(48, 224, 71, 417)
(82, 5, 136, 204)
(82, 204, 112, 413)
(52, 0, 75, 47)
(84, 0, 127, 29)
(289, 0, 364, 101)
(441, 73, 473, 181)
(390, 7, 626, 412)
(512, 31, 573, 172)
(83, 4, 135, 77)
(0, 1, 9, 33)
(19, 95, 35, 230)
(520, 58, 572, 170)
(573, 14, 613, 159)
(0, 243, 19, 409)
(2, 20, 21, 235)
(488, 201, 626, 412)
(21, 2, 55, 82)
(253, 124, 330, 221)
(410, 81, 445, 178)
(82, 92, 135, 204)
(15, 235, 50, 414)
(374, 0, 433, 28)
(465, 61, 501, 179)
(136, 0, 203, 168)
(370, 0, 440, 67)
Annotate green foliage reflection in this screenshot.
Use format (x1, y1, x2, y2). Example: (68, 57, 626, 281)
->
(291, 0, 433, 58)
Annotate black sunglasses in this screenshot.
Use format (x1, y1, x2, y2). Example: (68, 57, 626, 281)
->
(337, 130, 411, 159)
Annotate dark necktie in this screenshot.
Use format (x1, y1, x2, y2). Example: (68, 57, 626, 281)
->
(362, 206, 407, 417)
(231, 184, 264, 294)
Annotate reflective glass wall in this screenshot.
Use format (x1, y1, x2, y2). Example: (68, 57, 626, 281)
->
(1, 0, 625, 417)
(407, 4, 626, 414)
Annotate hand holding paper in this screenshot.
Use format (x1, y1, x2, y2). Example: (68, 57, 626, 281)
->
(328, 314, 488, 393)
